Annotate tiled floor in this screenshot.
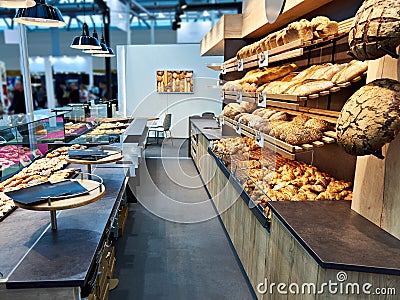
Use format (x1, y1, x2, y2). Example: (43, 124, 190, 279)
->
(109, 141, 255, 299)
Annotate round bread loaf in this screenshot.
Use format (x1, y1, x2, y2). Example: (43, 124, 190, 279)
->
(336, 79, 400, 156)
(348, 0, 400, 61)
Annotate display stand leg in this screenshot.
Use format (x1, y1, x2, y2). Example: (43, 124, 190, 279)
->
(50, 210, 57, 231)
(87, 165, 92, 180)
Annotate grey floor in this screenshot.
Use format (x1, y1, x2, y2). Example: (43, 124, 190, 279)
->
(109, 139, 255, 300)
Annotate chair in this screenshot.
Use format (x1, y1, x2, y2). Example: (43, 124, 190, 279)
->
(147, 113, 173, 146)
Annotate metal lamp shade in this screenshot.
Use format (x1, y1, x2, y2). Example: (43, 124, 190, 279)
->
(82, 32, 108, 54)
(0, 0, 36, 8)
(70, 23, 101, 50)
(93, 47, 115, 58)
(14, 2, 66, 27)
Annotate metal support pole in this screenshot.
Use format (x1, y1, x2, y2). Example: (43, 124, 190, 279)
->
(103, 9, 112, 100)
(50, 210, 57, 230)
(150, 19, 155, 44)
(44, 57, 56, 109)
(18, 24, 34, 118)
(127, 13, 131, 45)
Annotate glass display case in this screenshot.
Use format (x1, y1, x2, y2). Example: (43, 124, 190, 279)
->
(0, 110, 67, 180)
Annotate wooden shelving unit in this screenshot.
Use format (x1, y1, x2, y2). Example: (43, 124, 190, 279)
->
(221, 18, 354, 74)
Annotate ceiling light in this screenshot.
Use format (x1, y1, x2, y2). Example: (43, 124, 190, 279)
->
(83, 33, 108, 54)
(179, 0, 187, 10)
(202, 10, 210, 17)
(0, 0, 35, 8)
(70, 22, 101, 50)
(93, 47, 115, 58)
(14, 0, 66, 27)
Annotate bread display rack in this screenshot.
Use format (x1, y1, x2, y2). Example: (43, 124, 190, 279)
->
(222, 70, 366, 105)
(223, 116, 336, 160)
(221, 18, 354, 74)
(11, 173, 105, 230)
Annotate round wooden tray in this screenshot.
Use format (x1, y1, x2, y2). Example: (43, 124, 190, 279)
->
(14, 179, 106, 211)
(65, 150, 123, 165)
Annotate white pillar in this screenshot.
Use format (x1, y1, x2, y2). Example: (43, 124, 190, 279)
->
(150, 19, 155, 44)
(18, 24, 34, 119)
(44, 57, 56, 109)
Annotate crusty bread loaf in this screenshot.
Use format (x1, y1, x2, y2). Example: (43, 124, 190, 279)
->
(331, 60, 368, 84)
(290, 80, 334, 96)
(311, 16, 339, 38)
(276, 29, 286, 47)
(284, 19, 314, 44)
(349, 0, 400, 61)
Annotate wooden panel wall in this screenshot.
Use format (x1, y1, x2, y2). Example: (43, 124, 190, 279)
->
(352, 52, 400, 239)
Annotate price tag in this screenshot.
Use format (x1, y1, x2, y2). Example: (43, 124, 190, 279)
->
(221, 64, 226, 75)
(236, 122, 242, 135)
(255, 130, 264, 147)
(220, 116, 224, 125)
(86, 123, 91, 129)
(237, 59, 244, 71)
(220, 90, 224, 100)
(257, 91, 266, 107)
(258, 51, 269, 68)
(236, 91, 242, 103)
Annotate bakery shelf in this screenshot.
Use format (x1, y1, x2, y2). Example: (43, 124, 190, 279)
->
(223, 116, 335, 158)
(221, 71, 366, 109)
(220, 18, 354, 74)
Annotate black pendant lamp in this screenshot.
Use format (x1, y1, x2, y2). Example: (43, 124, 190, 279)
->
(70, 0, 101, 50)
(0, 0, 36, 9)
(83, 32, 108, 54)
(14, 0, 66, 27)
(93, 46, 115, 58)
(70, 22, 101, 50)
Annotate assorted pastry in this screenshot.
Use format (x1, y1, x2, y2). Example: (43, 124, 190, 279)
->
(0, 144, 86, 219)
(236, 16, 339, 60)
(0, 146, 33, 169)
(87, 128, 126, 135)
(222, 60, 368, 95)
(65, 122, 90, 135)
(212, 137, 353, 215)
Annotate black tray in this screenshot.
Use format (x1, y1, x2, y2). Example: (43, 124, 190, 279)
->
(5, 180, 89, 206)
(68, 148, 111, 161)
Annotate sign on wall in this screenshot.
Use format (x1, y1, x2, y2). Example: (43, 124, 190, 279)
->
(156, 70, 193, 93)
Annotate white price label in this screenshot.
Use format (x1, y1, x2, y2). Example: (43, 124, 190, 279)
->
(220, 90, 224, 100)
(255, 130, 264, 147)
(258, 51, 269, 68)
(237, 59, 244, 71)
(221, 64, 226, 75)
(86, 123, 91, 129)
(236, 91, 243, 103)
(236, 122, 242, 135)
(257, 92, 267, 107)
(220, 116, 224, 125)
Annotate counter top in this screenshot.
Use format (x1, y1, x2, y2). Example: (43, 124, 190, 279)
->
(0, 166, 127, 290)
(190, 118, 223, 140)
(269, 201, 400, 276)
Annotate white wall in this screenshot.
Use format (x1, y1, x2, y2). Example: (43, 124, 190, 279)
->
(0, 28, 177, 71)
(118, 44, 223, 138)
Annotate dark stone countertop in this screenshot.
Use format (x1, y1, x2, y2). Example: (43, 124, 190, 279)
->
(0, 166, 127, 289)
(190, 118, 223, 140)
(269, 201, 400, 276)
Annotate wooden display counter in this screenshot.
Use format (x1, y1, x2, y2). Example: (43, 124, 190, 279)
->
(0, 166, 130, 300)
(190, 118, 400, 299)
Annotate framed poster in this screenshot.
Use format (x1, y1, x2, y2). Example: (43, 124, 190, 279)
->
(156, 70, 193, 93)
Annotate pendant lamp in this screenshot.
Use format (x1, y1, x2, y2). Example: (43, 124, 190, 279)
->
(14, 0, 66, 27)
(82, 32, 108, 54)
(70, 0, 101, 50)
(0, 0, 35, 8)
(70, 22, 101, 50)
(93, 46, 115, 58)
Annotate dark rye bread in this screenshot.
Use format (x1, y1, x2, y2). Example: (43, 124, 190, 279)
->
(336, 79, 400, 156)
(349, 0, 400, 61)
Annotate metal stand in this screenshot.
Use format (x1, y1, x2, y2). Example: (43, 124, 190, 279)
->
(50, 210, 58, 230)
(87, 164, 92, 180)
